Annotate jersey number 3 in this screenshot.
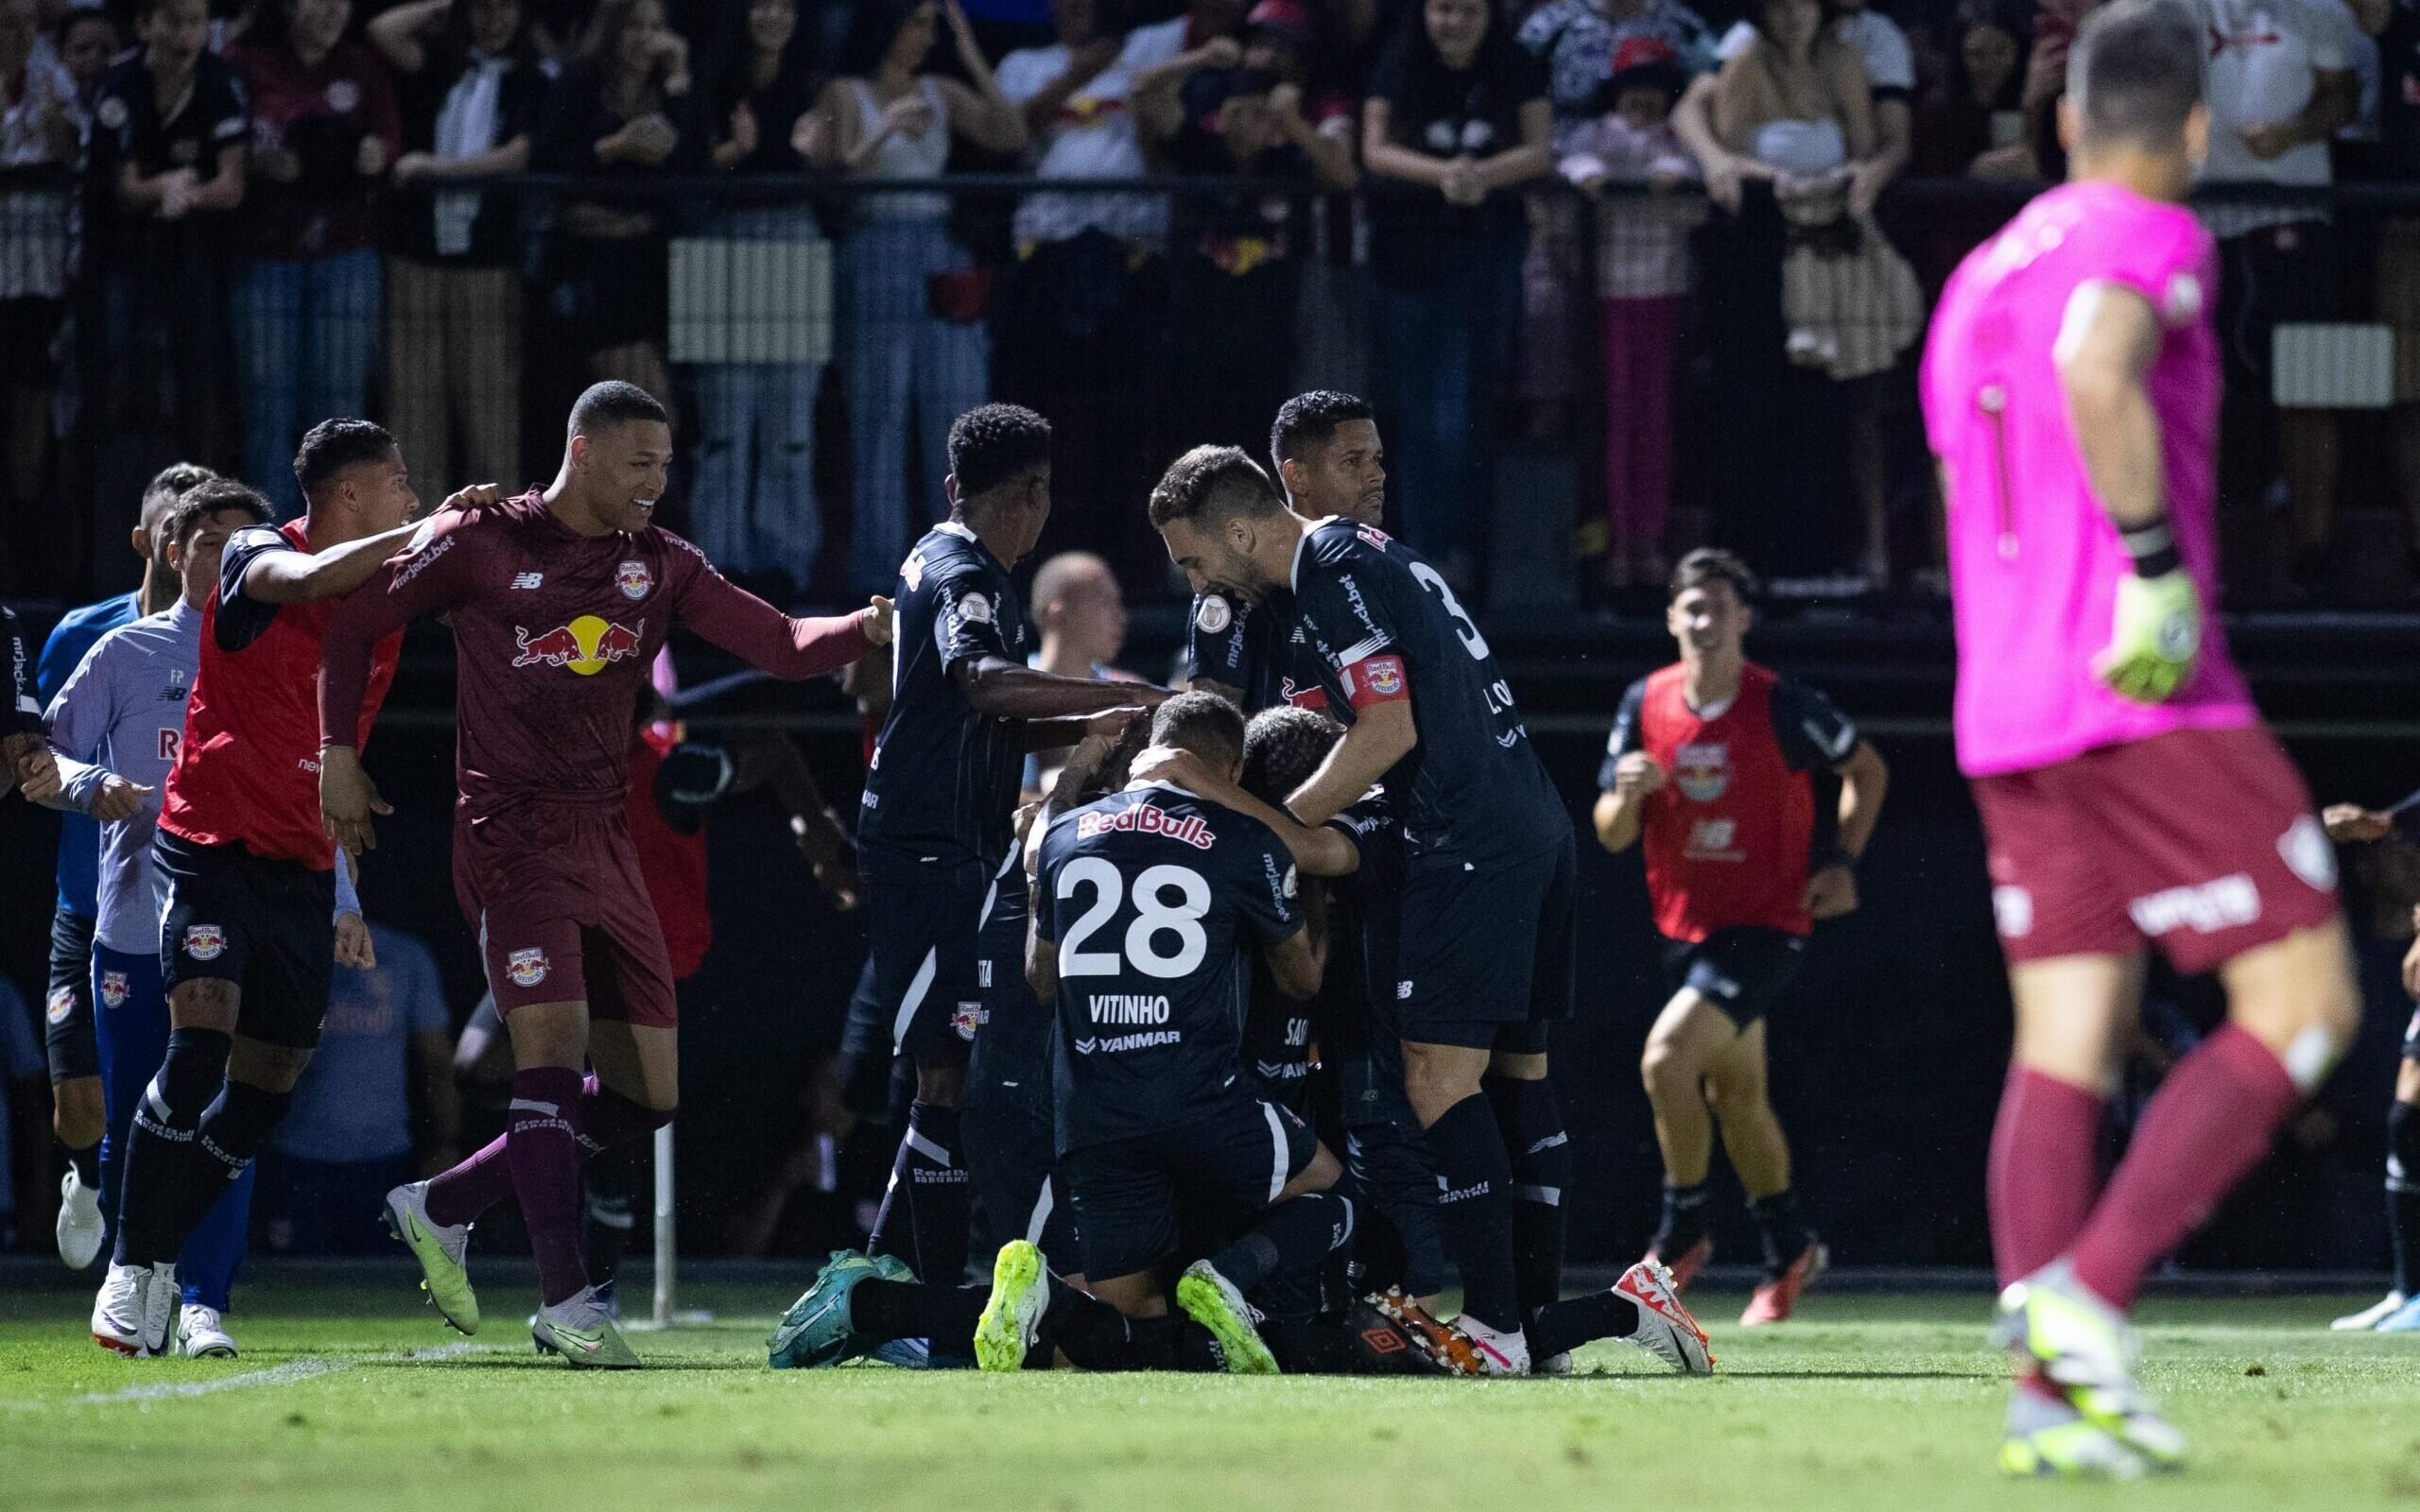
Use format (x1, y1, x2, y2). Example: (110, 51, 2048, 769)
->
(1410, 561, 1491, 662)
(1057, 858, 1210, 979)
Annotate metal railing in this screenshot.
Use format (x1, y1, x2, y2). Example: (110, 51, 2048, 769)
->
(9, 173, 2417, 612)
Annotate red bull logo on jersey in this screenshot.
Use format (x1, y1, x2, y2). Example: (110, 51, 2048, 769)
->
(183, 925, 226, 961)
(1077, 802, 1216, 850)
(507, 948, 550, 988)
(616, 559, 652, 601)
(512, 616, 646, 677)
(100, 971, 130, 1009)
(45, 986, 74, 1023)
(1674, 742, 1729, 802)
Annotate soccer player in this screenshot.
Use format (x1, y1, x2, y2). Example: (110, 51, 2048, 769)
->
(1150, 446, 1582, 1377)
(2315, 799, 2420, 1332)
(319, 381, 888, 1368)
(1592, 548, 1889, 1326)
(90, 424, 441, 1357)
(856, 404, 1161, 1335)
(979, 692, 1349, 1375)
(40, 484, 337, 1357)
(1188, 389, 1386, 714)
(4, 601, 53, 799)
(38, 462, 212, 1271)
(1922, 0, 2358, 1473)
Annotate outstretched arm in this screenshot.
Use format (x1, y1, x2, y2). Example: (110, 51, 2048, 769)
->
(676, 557, 886, 679)
(953, 656, 1168, 722)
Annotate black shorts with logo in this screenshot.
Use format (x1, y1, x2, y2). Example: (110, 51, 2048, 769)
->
(1394, 835, 1577, 1052)
(1664, 925, 1807, 1029)
(1063, 1090, 1316, 1281)
(963, 1100, 1080, 1271)
(155, 831, 337, 1051)
(44, 905, 99, 1082)
(862, 846, 990, 1067)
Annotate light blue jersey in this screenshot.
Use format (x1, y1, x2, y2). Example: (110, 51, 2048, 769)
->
(43, 601, 359, 954)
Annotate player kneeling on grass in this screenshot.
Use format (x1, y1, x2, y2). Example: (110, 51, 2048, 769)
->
(974, 693, 1350, 1374)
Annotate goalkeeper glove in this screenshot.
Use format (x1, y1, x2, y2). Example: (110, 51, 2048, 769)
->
(2094, 569, 2201, 704)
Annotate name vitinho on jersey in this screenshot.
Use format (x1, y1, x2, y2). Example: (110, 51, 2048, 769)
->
(1076, 804, 1216, 850)
(1089, 994, 1173, 1024)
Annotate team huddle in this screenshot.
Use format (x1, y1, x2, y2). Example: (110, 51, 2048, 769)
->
(0, 0, 2384, 1479)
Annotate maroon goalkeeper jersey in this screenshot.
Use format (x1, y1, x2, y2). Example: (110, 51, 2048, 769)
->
(318, 491, 871, 821)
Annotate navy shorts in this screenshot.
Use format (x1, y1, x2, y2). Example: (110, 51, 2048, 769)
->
(862, 847, 991, 1067)
(156, 831, 336, 1051)
(1063, 1091, 1317, 1281)
(2400, 1003, 2420, 1065)
(1393, 836, 1576, 1052)
(1665, 926, 1807, 1029)
(963, 1101, 1080, 1272)
(44, 905, 98, 1082)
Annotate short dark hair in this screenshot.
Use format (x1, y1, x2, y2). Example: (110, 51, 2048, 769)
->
(1150, 691, 1248, 771)
(1047, 715, 1150, 816)
(1270, 390, 1374, 473)
(167, 478, 271, 548)
(1668, 547, 1757, 603)
(1147, 446, 1285, 530)
(947, 404, 1053, 499)
(1242, 706, 1342, 804)
(569, 380, 672, 438)
(140, 462, 218, 539)
(2068, 0, 2202, 149)
(293, 420, 399, 500)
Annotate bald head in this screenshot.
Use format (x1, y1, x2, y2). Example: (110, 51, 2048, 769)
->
(1030, 551, 1127, 668)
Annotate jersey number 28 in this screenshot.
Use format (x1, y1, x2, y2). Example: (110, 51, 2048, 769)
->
(1056, 858, 1211, 979)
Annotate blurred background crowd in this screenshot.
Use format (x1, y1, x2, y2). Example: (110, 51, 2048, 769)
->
(0, 0, 2413, 617)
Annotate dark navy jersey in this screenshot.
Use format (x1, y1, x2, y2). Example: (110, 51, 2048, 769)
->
(860, 522, 1032, 865)
(1186, 590, 1338, 716)
(968, 833, 1051, 1116)
(1038, 782, 1304, 1154)
(1288, 518, 1566, 862)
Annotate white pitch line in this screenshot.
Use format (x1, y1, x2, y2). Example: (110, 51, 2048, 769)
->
(5, 1342, 492, 1411)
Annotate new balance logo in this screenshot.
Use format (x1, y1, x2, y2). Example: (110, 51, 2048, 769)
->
(511, 573, 544, 590)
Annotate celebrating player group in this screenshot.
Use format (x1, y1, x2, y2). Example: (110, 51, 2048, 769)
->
(2, 0, 2372, 1477)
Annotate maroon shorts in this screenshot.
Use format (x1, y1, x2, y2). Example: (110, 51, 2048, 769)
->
(1968, 725, 2340, 974)
(453, 805, 678, 1028)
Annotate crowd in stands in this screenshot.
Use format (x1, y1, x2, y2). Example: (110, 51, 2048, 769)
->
(0, 0, 2416, 610)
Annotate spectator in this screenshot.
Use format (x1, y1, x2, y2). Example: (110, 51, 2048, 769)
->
(1362, 0, 1548, 583)
(86, 0, 247, 492)
(57, 9, 118, 114)
(1516, 0, 1720, 147)
(1910, 0, 2030, 178)
(1146, 0, 1355, 459)
(262, 922, 458, 1254)
(804, 0, 1025, 594)
(2364, 0, 2420, 566)
(534, 0, 703, 427)
(227, 0, 402, 517)
(0, 0, 80, 581)
(2198, 0, 2361, 584)
(371, 0, 546, 494)
(991, 0, 1171, 577)
(1023, 547, 1141, 795)
(1561, 34, 1701, 591)
(693, 0, 833, 588)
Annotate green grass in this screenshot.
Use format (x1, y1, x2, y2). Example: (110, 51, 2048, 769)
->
(5, 1280, 2420, 1510)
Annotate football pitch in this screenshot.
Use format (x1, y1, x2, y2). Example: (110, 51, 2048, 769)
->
(6, 1277, 2420, 1511)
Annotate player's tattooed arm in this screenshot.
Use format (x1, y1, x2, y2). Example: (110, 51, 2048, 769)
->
(1287, 696, 1414, 830)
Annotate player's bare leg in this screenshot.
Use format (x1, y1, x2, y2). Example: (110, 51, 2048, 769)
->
(1404, 1040, 1529, 1372)
(2002, 922, 2358, 1470)
(2352, 1057, 2420, 1330)
(1704, 1022, 1823, 1324)
(52, 1074, 106, 1269)
(1638, 991, 1736, 1284)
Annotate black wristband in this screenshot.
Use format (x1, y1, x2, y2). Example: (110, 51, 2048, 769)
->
(2118, 516, 2183, 578)
(1812, 844, 1858, 874)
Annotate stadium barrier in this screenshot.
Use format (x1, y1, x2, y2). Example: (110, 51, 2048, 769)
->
(15, 176, 2420, 611)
